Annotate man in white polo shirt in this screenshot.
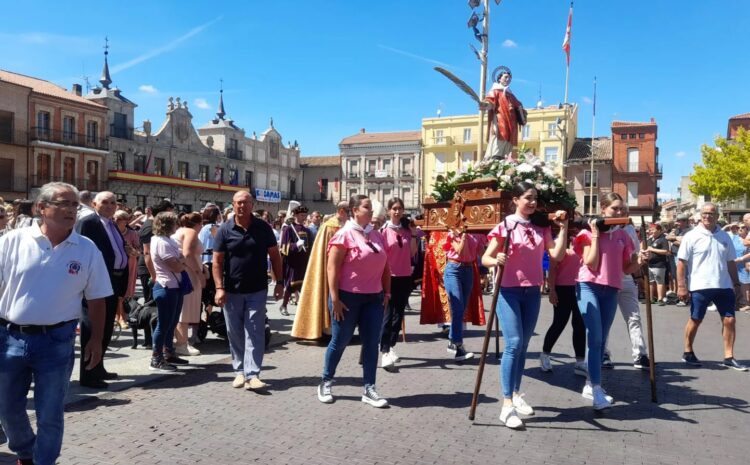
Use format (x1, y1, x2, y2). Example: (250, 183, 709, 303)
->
(0, 182, 112, 465)
(677, 202, 747, 371)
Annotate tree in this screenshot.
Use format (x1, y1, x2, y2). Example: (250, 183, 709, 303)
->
(690, 127, 750, 201)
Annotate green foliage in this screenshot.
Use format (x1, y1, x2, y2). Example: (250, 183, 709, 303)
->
(691, 128, 750, 201)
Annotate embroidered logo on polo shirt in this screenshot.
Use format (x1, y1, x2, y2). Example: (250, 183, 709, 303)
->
(67, 261, 82, 275)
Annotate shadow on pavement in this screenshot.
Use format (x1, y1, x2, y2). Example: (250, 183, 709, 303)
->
(389, 391, 499, 409)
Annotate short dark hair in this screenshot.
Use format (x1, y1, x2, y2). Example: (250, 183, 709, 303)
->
(387, 197, 405, 210)
(349, 194, 369, 212)
(511, 181, 536, 198)
(152, 199, 174, 215)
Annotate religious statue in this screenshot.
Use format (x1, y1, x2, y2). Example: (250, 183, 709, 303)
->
(481, 66, 527, 161)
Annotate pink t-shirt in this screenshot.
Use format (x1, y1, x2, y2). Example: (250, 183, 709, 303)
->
(442, 232, 479, 262)
(488, 218, 553, 287)
(328, 227, 388, 294)
(381, 226, 413, 277)
(554, 249, 582, 287)
(574, 228, 634, 289)
(150, 235, 181, 288)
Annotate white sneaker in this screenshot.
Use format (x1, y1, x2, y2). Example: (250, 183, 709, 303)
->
(592, 385, 613, 410)
(582, 382, 613, 403)
(707, 304, 717, 312)
(317, 380, 334, 404)
(539, 352, 552, 372)
(361, 385, 388, 408)
(231, 374, 245, 389)
(389, 347, 401, 363)
(512, 393, 535, 416)
(499, 406, 524, 429)
(381, 351, 395, 369)
(175, 344, 201, 356)
(574, 361, 588, 377)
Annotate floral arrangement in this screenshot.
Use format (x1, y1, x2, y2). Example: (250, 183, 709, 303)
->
(431, 151, 577, 209)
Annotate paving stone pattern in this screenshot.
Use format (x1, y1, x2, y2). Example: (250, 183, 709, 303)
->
(1, 293, 748, 465)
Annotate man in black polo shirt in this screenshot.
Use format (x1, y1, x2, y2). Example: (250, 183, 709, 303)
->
(213, 191, 283, 391)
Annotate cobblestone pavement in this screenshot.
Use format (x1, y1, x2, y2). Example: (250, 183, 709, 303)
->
(1, 292, 749, 465)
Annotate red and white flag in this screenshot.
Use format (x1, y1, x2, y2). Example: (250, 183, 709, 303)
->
(562, 2, 573, 66)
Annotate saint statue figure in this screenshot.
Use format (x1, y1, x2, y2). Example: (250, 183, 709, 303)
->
(482, 66, 527, 160)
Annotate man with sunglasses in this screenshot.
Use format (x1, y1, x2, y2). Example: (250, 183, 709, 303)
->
(0, 182, 112, 465)
(677, 203, 747, 371)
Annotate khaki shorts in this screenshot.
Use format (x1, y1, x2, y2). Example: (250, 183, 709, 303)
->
(648, 267, 666, 285)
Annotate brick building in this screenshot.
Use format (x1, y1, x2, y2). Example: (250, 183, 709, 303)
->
(565, 137, 613, 215)
(610, 119, 661, 222)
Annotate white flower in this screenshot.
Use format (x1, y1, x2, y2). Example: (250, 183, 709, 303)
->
(542, 167, 556, 178)
(505, 167, 516, 176)
(500, 174, 511, 183)
(516, 163, 534, 174)
(525, 178, 534, 184)
(540, 183, 549, 191)
(535, 183, 543, 191)
(551, 185, 557, 192)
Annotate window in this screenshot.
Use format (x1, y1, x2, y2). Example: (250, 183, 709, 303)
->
(0, 158, 13, 191)
(627, 182, 638, 206)
(136, 195, 147, 210)
(245, 170, 253, 188)
(63, 158, 75, 184)
(154, 158, 165, 176)
(199, 165, 209, 181)
(584, 170, 598, 188)
(638, 133, 645, 139)
(383, 159, 392, 176)
(627, 148, 639, 172)
(434, 129, 445, 145)
(621, 134, 627, 140)
(460, 151, 474, 172)
(112, 151, 126, 170)
(435, 153, 446, 173)
(463, 128, 472, 144)
(62, 116, 75, 142)
(227, 138, 241, 159)
(401, 158, 412, 176)
(36, 112, 50, 138)
(214, 167, 224, 183)
(402, 188, 411, 204)
(112, 112, 128, 138)
(367, 159, 377, 175)
(349, 160, 359, 177)
(37, 154, 51, 184)
(367, 189, 377, 199)
(547, 123, 556, 138)
(177, 162, 189, 179)
(318, 178, 329, 199)
(629, 133, 636, 139)
(86, 160, 99, 190)
(382, 188, 391, 202)
(269, 138, 279, 159)
(86, 121, 98, 144)
(349, 188, 358, 199)
(522, 125, 531, 140)
(134, 154, 147, 173)
(544, 147, 559, 164)
(289, 178, 296, 196)
(583, 195, 598, 215)
(0, 111, 13, 143)
(256, 172, 266, 189)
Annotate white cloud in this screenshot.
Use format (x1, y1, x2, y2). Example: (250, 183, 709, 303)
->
(138, 84, 158, 94)
(582, 96, 593, 104)
(657, 192, 675, 201)
(502, 39, 518, 48)
(194, 98, 210, 110)
(675, 151, 686, 158)
(111, 16, 222, 74)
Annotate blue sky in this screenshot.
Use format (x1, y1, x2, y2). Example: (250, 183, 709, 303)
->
(2, 0, 749, 200)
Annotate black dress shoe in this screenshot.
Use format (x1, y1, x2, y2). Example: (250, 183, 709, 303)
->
(79, 379, 109, 389)
(102, 371, 119, 380)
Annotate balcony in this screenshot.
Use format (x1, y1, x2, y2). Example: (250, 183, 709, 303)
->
(109, 124, 134, 140)
(31, 127, 108, 151)
(0, 129, 28, 146)
(226, 148, 243, 160)
(346, 171, 361, 180)
(430, 136, 453, 146)
(0, 176, 28, 193)
(400, 171, 414, 178)
(29, 174, 106, 192)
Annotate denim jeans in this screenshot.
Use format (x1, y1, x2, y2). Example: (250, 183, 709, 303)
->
(443, 262, 474, 344)
(576, 282, 619, 385)
(152, 283, 183, 357)
(496, 286, 541, 398)
(224, 290, 268, 378)
(323, 290, 384, 387)
(0, 321, 77, 465)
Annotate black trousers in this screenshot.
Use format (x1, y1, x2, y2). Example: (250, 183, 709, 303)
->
(80, 270, 127, 381)
(380, 276, 413, 352)
(542, 285, 586, 358)
(139, 273, 153, 302)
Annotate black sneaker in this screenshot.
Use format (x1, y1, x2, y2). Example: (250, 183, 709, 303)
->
(722, 357, 748, 371)
(165, 355, 189, 365)
(149, 357, 177, 372)
(448, 343, 474, 361)
(634, 354, 650, 370)
(602, 353, 614, 369)
(682, 351, 701, 366)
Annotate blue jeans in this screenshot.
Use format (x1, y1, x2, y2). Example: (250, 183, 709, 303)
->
(152, 283, 183, 357)
(443, 262, 474, 344)
(0, 321, 77, 465)
(224, 290, 268, 378)
(576, 282, 619, 385)
(323, 290, 384, 387)
(496, 286, 541, 398)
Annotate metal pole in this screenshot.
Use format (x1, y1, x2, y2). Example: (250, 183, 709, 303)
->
(477, 0, 490, 160)
(589, 77, 596, 215)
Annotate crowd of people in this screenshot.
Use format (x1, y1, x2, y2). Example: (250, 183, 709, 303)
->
(0, 181, 748, 463)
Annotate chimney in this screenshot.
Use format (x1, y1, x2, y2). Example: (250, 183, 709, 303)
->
(72, 84, 82, 96)
(650, 117, 655, 123)
(360, 128, 366, 133)
(143, 120, 152, 136)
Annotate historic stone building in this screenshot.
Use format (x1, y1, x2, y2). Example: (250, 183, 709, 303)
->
(86, 49, 302, 212)
(339, 130, 422, 213)
(565, 137, 613, 215)
(299, 155, 341, 213)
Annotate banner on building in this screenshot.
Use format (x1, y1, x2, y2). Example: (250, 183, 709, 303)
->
(255, 188, 281, 203)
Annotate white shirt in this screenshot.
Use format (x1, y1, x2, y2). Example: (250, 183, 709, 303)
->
(151, 235, 181, 288)
(0, 221, 113, 325)
(677, 225, 734, 291)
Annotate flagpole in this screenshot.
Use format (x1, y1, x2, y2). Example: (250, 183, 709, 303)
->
(563, 2, 573, 105)
(589, 76, 597, 216)
(477, 0, 490, 160)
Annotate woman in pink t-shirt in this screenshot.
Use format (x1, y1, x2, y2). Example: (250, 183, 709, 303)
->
(379, 197, 416, 370)
(318, 195, 391, 408)
(482, 181, 568, 429)
(573, 193, 637, 411)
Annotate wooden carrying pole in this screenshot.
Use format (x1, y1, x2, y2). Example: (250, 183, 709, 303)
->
(638, 216, 658, 402)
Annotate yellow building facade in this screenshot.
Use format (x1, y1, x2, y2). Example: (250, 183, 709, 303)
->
(421, 104, 578, 200)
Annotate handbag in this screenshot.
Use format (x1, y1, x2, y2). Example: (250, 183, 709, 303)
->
(173, 270, 194, 296)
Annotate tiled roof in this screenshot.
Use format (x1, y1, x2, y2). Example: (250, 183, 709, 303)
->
(0, 69, 106, 108)
(567, 137, 612, 163)
(300, 155, 339, 167)
(340, 130, 421, 145)
(729, 112, 750, 120)
(611, 120, 656, 128)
